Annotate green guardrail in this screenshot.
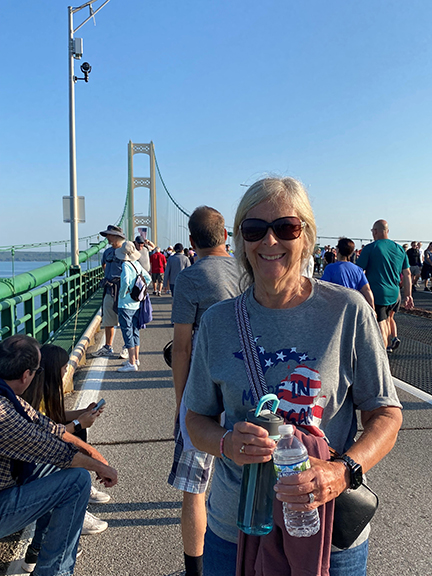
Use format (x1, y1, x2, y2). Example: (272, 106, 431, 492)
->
(0, 265, 104, 351)
(0, 194, 128, 351)
(0, 239, 108, 301)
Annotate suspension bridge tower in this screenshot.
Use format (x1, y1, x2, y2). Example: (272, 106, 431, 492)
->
(126, 141, 157, 244)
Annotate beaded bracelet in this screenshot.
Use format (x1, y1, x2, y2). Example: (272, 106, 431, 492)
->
(220, 429, 233, 462)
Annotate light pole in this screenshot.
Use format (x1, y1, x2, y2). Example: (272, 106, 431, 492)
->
(68, 0, 111, 268)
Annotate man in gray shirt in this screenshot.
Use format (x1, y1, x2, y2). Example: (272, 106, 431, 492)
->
(168, 206, 241, 576)
(134, 235, 155, 273)
(163, 243, 191, 297)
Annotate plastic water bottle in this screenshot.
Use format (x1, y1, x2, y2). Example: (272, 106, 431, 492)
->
(273, 424, 320, 537)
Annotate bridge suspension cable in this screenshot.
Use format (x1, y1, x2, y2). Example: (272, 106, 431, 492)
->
(153, 151, 191, 249)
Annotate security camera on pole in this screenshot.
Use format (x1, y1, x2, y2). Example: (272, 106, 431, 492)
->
(65, 1, 111, 270)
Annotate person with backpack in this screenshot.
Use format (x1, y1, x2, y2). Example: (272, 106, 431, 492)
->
(115, 241, 151, 372)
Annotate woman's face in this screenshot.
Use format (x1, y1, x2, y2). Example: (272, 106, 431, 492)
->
(61, 364, 68, 379)
(243, 199, 306, 289)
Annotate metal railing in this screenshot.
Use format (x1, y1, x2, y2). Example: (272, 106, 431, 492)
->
(0, 266, 104, 344)
(0, 194, 127, 349)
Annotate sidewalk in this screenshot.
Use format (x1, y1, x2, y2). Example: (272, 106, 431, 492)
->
(2, 293, 432, 576)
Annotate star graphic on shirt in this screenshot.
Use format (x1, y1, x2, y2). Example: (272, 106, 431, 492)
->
(233, 338, 315, 373)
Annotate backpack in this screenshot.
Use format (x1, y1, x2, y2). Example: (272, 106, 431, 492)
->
(129, 262, 148, 302)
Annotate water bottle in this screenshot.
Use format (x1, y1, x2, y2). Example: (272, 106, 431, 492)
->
(237, 394, 284, 536)
(273, 424, 320, 538)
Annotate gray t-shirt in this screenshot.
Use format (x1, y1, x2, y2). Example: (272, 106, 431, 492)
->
(171, 255, 241, 328)
(184, 279, 401, 543)
(137, 247, 150, 273)
(163, 252, 191, 287)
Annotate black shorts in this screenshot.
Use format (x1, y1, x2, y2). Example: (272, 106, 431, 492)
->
(390, 294, 401, 314)
(152, 272, 164, 283)
(421, 264, 432, 280)
(375, 304, 394, 322)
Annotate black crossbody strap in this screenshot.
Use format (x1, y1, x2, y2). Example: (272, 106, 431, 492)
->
(234, 292, 269, 406)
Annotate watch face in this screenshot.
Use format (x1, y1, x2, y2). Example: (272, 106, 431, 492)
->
(338, 455, 363, 489)
(351, 464, 363, 489)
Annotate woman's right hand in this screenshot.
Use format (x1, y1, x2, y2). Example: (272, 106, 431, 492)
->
(224, 421, 276, 466)
(78, 409, 100, 429)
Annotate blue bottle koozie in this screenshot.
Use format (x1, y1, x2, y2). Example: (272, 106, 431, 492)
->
(237, 394, 284, 536)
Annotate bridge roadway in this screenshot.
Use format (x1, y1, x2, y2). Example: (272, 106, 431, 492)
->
(2, 290, 432, 576)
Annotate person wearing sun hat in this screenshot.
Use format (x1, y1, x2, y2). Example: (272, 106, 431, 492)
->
(93, 225, 126, 358)
(115, 241, 152, 372)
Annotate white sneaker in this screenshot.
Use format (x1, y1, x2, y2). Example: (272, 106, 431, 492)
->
(117, 361, 138, 372)
(121, 359, 140, 367)
(119, 347, 129, 359)
(81, 511, 108, 535)
(89, 485, 111, 504)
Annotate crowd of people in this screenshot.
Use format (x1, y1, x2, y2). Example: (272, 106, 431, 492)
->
(1, 176, 429, 576)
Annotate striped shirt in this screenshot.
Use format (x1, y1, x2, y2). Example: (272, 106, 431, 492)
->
(0, 396, 78, 491)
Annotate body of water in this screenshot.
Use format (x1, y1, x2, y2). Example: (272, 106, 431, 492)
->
(0, 261, 52, 279)
(0, 259, 100, 279)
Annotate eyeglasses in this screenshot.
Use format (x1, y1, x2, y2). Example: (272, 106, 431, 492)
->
(240, 217, 306, 242)
(34, 366, 44, 376)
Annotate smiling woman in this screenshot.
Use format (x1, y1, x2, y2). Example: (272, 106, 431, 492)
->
(234, 178, 317, 297)
(184, 176, 403, 576)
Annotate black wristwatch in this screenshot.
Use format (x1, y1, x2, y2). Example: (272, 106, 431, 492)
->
(72, 419, 82, 433)
(334, 454, 363, 490)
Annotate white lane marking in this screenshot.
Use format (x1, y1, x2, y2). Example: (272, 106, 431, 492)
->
(73, 329, 123, 409)
(73, 356, 108, 409)
(393, 377, 432, 405)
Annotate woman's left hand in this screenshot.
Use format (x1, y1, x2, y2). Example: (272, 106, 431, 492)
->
(274, 457, 349, 510)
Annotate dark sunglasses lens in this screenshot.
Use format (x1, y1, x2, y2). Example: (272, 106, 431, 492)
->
(273, 218, 302, 240)
(241, 220, 268, 242)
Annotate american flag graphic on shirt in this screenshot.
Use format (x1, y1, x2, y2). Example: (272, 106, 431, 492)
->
(234, 337, 327, 437)
(277, 365, 326, 437)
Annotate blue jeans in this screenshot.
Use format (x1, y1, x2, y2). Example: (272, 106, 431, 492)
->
(203, 527, 237, 576)
(330, 539, 368, 576)
(0, 465, 91, 576)
(203, 526, 368, 576)
(118, 307, 141, 348)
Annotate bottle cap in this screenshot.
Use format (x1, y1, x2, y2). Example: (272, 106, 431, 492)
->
(278, 424, 294, 436)
(246, 408, 284, 436)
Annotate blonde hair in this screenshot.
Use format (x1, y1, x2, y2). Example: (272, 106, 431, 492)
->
(233, 177, 317, 288)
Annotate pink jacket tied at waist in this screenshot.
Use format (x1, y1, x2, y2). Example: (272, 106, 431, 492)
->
(236, 428, 335, 576)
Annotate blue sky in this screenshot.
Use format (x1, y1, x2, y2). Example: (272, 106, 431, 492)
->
(1, 0, 431, 249)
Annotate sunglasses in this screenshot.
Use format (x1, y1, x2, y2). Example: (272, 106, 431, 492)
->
(240, 217, 306, 242)
(34, 366, 44, 376)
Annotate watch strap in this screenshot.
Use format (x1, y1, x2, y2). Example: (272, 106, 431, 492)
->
(334, 454, 363, 489)
(72, 419, 82, 432)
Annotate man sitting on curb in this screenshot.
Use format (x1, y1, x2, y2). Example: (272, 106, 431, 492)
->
(0, 335, 118, 576)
